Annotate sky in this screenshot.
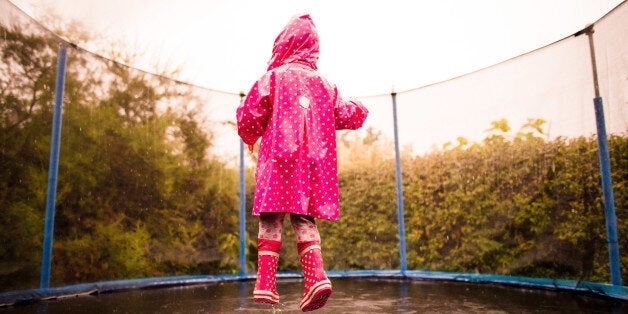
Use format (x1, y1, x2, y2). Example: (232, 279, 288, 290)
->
(7, 0, 624, 97)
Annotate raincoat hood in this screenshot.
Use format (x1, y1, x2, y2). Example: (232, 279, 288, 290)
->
(267, 14, 320, 71)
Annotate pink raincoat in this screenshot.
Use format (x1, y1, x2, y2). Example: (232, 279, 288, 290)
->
(237, 14, 368, 221)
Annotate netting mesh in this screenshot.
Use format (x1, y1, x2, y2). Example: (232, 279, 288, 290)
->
(1, 0, 242, 292)
(341, 3, 627, 280)
(1, 0, 626, 296)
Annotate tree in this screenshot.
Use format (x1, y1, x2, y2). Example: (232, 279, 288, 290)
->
(1, 17, 241, 290)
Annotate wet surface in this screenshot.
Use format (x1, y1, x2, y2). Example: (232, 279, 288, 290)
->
(2, 277, 626, 313)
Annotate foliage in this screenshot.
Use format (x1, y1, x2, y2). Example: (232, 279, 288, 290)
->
(0, 22, 239, 291)
(328, 118, 627, 284)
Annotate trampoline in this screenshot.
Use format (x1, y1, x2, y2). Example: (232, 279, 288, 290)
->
(2, 0, 628, 313)
(1, 273, 628, 313)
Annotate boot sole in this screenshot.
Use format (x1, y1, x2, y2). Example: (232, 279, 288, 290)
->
(254, 290, 279, 305)
(300, 280, 332, 312)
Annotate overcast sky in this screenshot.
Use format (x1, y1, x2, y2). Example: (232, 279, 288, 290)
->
(9, 0, 623, 96)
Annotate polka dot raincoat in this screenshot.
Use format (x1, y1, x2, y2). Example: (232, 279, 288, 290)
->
(237, 14, 368, 221)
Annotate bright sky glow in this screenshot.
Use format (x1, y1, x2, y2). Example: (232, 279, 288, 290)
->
(8, 0, 624, 97)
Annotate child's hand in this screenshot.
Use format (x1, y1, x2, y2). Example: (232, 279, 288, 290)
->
(248, 144, 255, 153)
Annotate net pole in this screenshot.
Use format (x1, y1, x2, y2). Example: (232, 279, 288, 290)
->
(238, 92, 247, 276)
(391, 90, 407, 274)
(40, 45, 68, 289)
(583, 25, 621, 286)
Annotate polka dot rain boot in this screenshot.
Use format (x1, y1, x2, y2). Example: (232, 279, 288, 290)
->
(297, 240, 332, 311)
(253, 238, 282, 304)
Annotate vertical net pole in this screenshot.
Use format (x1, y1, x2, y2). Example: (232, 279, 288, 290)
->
(238, 92, 247, 276)
(594, 97, 621, 286)
(40, 45, 68, 289)
(583, 25, 621, 286)
(391, 91, 407, 274)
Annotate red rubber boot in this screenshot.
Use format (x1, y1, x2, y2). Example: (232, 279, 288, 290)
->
(298, 241, 332, 311)
(253, 238, 282, 304)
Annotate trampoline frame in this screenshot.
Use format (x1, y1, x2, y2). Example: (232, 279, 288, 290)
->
(1, 0, 627, 308)
(2, 270, 627, 307)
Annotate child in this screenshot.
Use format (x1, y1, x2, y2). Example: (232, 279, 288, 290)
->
(236, 14, 368, 312)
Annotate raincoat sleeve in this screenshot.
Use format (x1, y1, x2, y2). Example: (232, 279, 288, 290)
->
(236, 78, 272, 145)
(333, 86, 369, 130)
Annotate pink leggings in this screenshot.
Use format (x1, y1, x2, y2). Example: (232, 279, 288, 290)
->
(258, 213, 320, 243)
